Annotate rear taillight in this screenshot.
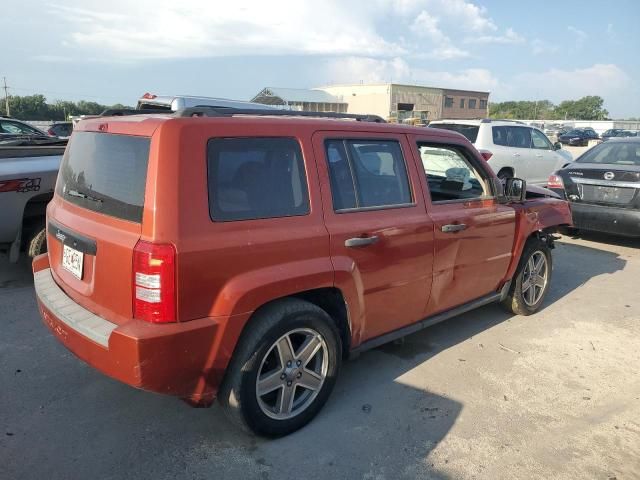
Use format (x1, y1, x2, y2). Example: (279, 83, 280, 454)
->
(547, 174, 564, 189)
(133, 240, 176, 323)
(479, 149, 493, 161)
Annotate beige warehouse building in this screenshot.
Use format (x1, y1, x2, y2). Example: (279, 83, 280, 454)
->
(251, 83, 489, 123)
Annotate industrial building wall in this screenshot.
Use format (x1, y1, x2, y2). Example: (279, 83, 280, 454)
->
(390, 85, 442, 121)
(319, 84, 392, 119)
(441, 89, 489, 119)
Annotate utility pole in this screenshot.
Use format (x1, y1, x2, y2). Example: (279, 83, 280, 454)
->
(2, 77, 10, 116)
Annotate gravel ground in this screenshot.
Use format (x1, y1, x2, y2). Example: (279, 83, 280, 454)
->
(1, 232, 639, 480)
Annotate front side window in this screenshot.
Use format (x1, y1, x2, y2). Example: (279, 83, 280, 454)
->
(418, 144, 490, 202)
(468, 99, 477, 109)
(531, 129, 553, 150)
(325, 139, 412, 211)
(492, 126, 532, 148)
(207, 137, 309, 221)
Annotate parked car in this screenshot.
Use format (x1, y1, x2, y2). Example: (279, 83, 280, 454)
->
(548, 137, 640, 237)
(33, 107, 571, 437)
(0, 117, 49, 136)
(558, 128, 599, 146)
(428, 119, 573, 186)
(601, 129, 625, 141)
(0, 135, 66, 261)
(544, 125, 571, 139)
(47, 122, 73, 138)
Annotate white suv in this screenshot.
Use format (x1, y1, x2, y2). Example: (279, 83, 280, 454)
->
(428, 119, 573, 186)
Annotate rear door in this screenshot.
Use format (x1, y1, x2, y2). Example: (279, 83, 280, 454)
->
(312, 131, 434, 343)
(490, 125, 535, 181)
(47, 131, 151, 325)
(410, 135, 516, 314)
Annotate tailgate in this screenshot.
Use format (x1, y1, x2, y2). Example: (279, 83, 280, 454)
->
(46, 131, 151, 325)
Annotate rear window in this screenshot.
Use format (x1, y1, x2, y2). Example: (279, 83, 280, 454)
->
(429, 123, 479, 143)
(207, 137, 309, 221)
(56, 132, 150, 223)
(576, 142, 640, 166)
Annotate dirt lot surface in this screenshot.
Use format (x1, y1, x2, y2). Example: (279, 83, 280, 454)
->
(1, 232, 639, 480)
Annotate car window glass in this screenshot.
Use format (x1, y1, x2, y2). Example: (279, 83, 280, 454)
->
(207, 137, 309, 221)
(531, 129, 552, 149)
(325, 140, 357, 210)
(418, 144, 490, 202)
(1, 121, 37, 135)
(576, 143, 640, 166)
(325, 139, 412, 211)
(506, 126, 532, 148)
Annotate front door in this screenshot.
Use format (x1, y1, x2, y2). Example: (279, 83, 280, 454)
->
(411, 136, 516, 315)
(530, 128, 564, 185)
(312, 131, 435, 343)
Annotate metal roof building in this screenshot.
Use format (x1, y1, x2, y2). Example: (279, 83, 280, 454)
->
(250, 87, 348, 113)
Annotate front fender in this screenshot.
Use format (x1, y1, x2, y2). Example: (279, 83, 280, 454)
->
(504, 198, 572, 281)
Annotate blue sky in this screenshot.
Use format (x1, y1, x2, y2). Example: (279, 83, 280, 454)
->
(3, 0, 639, 117)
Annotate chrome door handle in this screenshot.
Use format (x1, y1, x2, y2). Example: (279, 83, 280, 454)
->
(535, 154, 543, 158)
(441, 224, 467, 233)
(345, 236, 379, 247)
(512, 153, 521, 157)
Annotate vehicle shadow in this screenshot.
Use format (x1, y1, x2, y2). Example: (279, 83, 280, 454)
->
(0, 252, 33, 289)
(2, 241, 627, 480)
(561, 230, 640, 249)
(546, 238, 628, 304)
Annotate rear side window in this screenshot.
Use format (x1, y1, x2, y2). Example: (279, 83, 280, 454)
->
(207, 137, 309, 221)
(325, 139, 412, 211)
(492, 126, 532, 148)
(57, 132, 150, 222)
(429, 123, 479, 143)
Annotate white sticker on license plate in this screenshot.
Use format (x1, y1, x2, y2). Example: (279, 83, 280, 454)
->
(62, 244, 84, 279)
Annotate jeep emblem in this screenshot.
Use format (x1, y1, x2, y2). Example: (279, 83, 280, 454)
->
(604, 172, 615, 181)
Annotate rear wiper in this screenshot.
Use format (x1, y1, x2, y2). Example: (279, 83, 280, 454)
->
(66, 189, 103, 203)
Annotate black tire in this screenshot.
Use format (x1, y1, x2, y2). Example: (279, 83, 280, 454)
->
(501, 237, 552, 316)
(218, 298, 341, 437)
(27, 225, 47, 257)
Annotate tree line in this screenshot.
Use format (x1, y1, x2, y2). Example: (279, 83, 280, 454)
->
(1, 94, 132, 121)
(489, 96, 610, 121)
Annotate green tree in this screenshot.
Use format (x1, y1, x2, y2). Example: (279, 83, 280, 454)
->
(1, 94, 133, 120)
(490, 96, 609, 121)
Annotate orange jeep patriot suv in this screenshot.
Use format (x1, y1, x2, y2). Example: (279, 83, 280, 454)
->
(33, 107, 572, 437)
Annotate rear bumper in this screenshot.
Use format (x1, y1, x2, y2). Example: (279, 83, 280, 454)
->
(570, 202, 640, 237)
(33, 254, 247, 404)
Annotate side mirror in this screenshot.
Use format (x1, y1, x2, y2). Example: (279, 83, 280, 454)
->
(505, 177, 526, 202)
(553, 142, 562, 150)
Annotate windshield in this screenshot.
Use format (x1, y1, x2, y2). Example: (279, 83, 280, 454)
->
(576, 142, 640, 166)
(429, 123, 479, 143)
(56, 132, 151, 222)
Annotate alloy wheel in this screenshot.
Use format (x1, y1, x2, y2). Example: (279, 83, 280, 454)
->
(255, 328, 328, 420)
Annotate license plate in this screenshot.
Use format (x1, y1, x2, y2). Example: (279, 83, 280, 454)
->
(62, 244, 84, 279)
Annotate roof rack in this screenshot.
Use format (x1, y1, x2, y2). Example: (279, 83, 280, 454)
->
(176, 106, 386, 123)
(480, 118, 525, 124)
